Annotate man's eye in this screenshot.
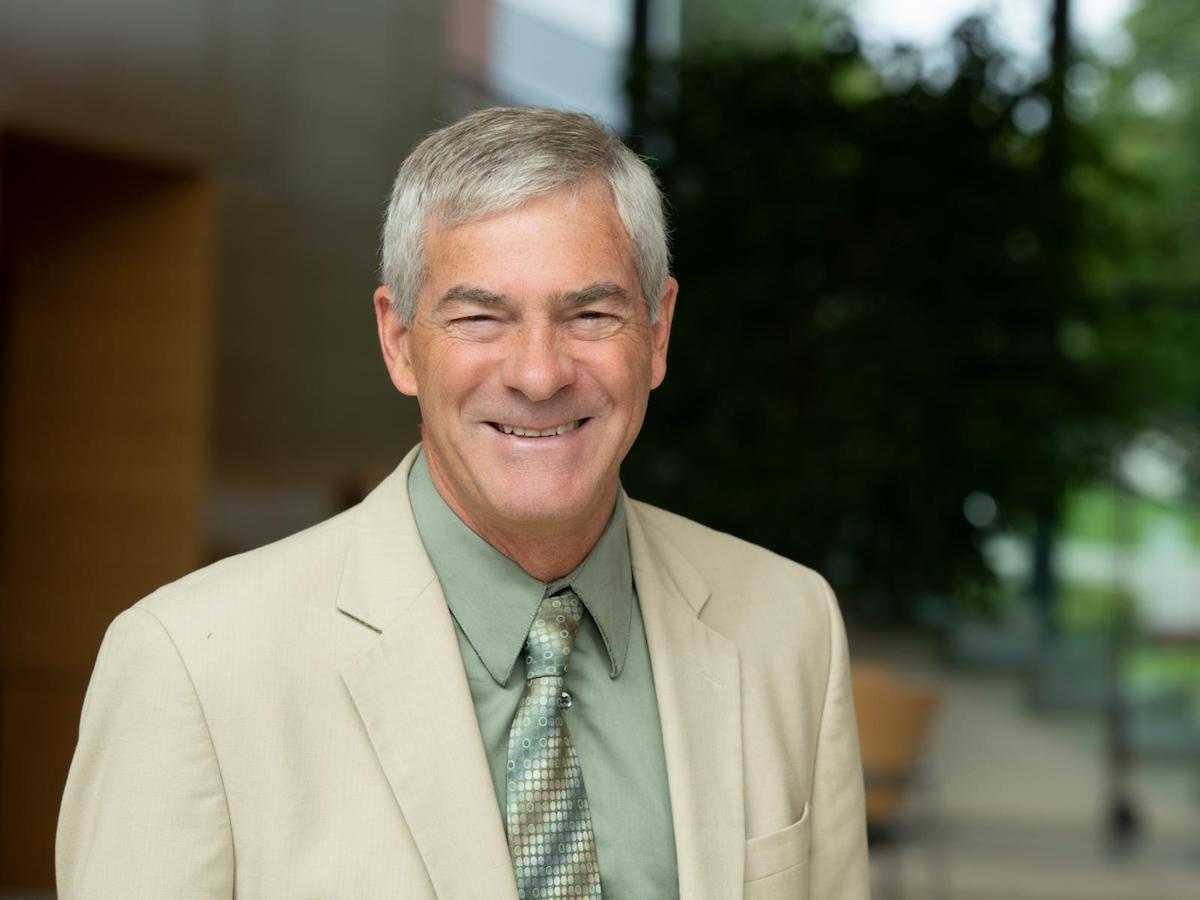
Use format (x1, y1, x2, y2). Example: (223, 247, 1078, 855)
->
(576, 311, 611, 321)
(447, 314, 505, 338)
(449, 314, 504, 329)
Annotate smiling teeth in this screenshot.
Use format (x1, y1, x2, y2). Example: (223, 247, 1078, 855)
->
(498, 420, 582, 437)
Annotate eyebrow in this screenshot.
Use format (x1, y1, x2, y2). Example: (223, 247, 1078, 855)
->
(552, 282, 630, 308)
(435, 285, 507, 310)
(435, 281, 630, 312)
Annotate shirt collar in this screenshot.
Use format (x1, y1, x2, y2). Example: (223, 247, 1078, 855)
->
(407, 448, 633, 685)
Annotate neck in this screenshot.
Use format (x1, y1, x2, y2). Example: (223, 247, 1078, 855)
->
(475, 516, 609, 582)
(425, 466, 615, 583)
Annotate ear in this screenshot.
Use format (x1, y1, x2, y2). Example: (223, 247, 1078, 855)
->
(649, 276, 677, 391)
(374, 286, 419, 397)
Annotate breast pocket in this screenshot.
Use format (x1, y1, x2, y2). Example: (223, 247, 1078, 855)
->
(743, 803, 810, 900)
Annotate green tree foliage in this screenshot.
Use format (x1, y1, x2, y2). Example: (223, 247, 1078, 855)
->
(1095, 0, 1199, 269)
(1082, 0, 1200, 465)
(623, 18, 1144, 621)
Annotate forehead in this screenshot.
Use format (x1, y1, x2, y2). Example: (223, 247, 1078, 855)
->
(421, 179, 637, 295)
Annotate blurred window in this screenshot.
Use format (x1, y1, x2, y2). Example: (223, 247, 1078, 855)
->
(489, 0, 634, 129)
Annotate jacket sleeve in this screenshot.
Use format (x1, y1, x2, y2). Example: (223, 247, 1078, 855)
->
(57, 605, 235, 899)
(808, 575, 871, 899)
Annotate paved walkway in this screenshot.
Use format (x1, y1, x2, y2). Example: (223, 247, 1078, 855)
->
(869, 664, 1200, 899)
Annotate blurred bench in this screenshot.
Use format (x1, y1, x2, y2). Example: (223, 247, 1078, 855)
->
(852, 661, 945, 899)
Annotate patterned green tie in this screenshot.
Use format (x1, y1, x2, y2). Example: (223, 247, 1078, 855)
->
(506, 588, 602, 899)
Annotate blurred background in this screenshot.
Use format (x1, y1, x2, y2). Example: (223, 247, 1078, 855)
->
(1, 0, 1197, 896)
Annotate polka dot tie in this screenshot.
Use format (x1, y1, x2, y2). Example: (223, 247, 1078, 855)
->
(506, 588, 602, 899)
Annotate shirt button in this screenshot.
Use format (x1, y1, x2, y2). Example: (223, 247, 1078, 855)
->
(558, 690, 573, 709)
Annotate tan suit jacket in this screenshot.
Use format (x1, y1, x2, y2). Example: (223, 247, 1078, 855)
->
(57, 447, 868, 899)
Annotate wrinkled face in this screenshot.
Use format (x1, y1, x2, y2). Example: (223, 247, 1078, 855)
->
(376, 178, 676, 534)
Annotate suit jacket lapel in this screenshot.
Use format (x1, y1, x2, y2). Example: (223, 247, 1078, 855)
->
(627, 499, 745, 900)
(337, 448, 518, 899)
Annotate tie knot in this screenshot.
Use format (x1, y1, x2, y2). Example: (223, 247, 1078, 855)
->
(523, 589, 583, 680)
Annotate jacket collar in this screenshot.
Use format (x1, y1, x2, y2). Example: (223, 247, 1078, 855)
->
(334, 445, 435, 634)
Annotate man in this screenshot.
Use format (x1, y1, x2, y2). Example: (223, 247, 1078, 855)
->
(57, 107, 868, 899)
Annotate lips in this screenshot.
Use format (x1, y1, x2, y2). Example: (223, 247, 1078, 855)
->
(487, 418, 588, 438)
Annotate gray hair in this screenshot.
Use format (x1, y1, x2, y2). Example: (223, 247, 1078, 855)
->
(380, 106, 670, 324)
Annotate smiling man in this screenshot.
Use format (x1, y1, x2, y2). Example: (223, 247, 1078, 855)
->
(57, 108, 868, 899)
(377, 174, 666, 581)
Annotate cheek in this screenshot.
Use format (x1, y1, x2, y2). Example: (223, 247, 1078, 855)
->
(419, 345, 497, 400)
(588, 358, 653, 420)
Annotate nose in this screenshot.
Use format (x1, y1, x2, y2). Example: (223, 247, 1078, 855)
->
(502, 323, 576, 402)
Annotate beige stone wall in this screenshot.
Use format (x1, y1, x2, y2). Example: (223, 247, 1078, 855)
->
(0, 2, 444, 886)
(0, 0, 441, 513)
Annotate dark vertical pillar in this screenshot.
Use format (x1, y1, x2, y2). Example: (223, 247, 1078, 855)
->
(1030, 512, 1057, 645)
(1029, 0, 1072, 653)
(1046, 0, 1071, 176)
(1107, 464, 1141, 850)
(628, 0, 652, 151)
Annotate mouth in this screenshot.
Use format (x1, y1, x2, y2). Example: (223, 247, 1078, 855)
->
(487, 418, 589, 438)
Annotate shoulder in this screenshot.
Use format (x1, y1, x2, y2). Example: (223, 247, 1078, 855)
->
(626, 498, 839, 646)
(134, 505, 358, 633)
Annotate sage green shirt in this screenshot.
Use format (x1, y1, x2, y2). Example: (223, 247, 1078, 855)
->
(408, 451, 679, 898)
